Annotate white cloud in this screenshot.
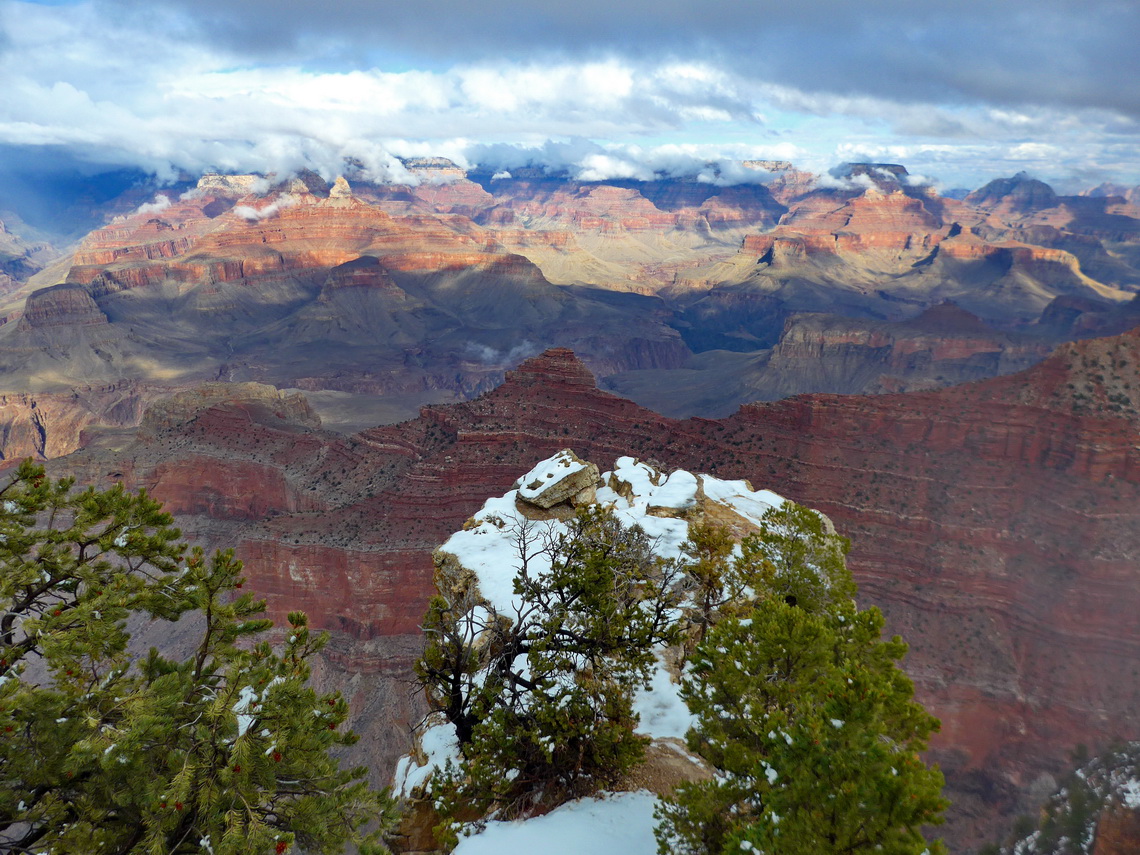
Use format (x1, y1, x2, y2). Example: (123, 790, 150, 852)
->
(0, 0, 1137, 191)
(135, 194, 172, 215)
(233, 194, 299, 221)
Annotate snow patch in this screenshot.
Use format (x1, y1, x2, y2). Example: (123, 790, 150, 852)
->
(699, 477, 783, 527)
(402, 451, 795, 845)
(395, 716, 462, 797)
(632, 659, 695, 740)
(452, 791, 660, 855)
(1122, 778, 1140, 808)
(517, 450, 588, 503)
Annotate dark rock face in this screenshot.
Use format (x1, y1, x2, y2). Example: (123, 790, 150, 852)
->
(40, 334, 1140, 850)
(967, 173, 1061, 212)
(605, 304, 1056, 417)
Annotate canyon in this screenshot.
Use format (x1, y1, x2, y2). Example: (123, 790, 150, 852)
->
(1, 161, 1138, 850)
(40, 327, 1140, 850)
(0, 164, 1137, 456)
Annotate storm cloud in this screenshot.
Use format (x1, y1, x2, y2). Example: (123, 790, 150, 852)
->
(90, 0, 1140, 119)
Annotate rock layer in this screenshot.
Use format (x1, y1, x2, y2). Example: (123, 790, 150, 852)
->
(38, 334, 1140, 850)
(1, 168, 1139, 450)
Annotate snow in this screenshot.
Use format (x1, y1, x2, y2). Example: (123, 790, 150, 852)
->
(517, 450, 588, 503)
(440, 452, 789, 617)
(452, 791, 660, 855)
(400, 451, 795, 847)
(632, 659, 695, 740)
(233, 685, 259, 737)
(1122, 777, 1140, 808)
(394, 715, 461, 797)
(602, 457, 659, 500)
(439, 494, 557, 615)
(699, 477, 783, 527)
(647, 469, 699, 510)
(233, 677, 282, 738)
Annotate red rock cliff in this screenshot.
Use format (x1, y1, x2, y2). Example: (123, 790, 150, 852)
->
(44, 333, 1140, 851)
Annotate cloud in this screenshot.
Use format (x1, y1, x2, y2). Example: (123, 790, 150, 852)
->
(457, 139, 800, 185)
(463, 340, 541, 367)
(135, 193, 171, 215)
(233, 194, 299, 221)
(85, 0, 1140, 120)
(0, 0, 1137, 197)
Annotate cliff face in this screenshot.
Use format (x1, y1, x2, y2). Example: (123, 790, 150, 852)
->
(42, 334, 1140, 850)
(0, 217, 56, 291)
(605, 303, 1056, 416)
(1, 169, 1138, 456)
(1095, 808, 1140, 855)
(0, 188, 691, 410)
(685, 193, 1132, 345)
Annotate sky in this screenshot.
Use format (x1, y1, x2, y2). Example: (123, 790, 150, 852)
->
(1, 0, 1138, 193)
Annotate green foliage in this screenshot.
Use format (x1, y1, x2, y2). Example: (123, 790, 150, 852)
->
(657, 502, 947, 855)
(418, 506, 682, 821)
(0, 460, 395, 854)
(677, 521, 738, 647)
(735, 501, 855, 614)
(677, 504, 853, 656)
(1003, 743, 1126, 855)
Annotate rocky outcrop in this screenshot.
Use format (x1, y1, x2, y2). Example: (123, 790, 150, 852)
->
(196, 173, 266, 196)
(514, 447, 599, 513)
(966, 172, 1060, 213)
(15, 284, 110, 331)
(138, 382, 320, 434)
(0, 385, 148, 459)
(758, 305, 1052, 394)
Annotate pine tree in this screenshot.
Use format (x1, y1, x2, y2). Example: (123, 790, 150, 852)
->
(417, 507, 682, 821)
(676, 503, 854, 657)
(656, 504, 947, 855)
(0, 460, 396, 854)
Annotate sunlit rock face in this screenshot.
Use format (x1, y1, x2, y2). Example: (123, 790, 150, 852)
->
(0, 166, 1138, 459)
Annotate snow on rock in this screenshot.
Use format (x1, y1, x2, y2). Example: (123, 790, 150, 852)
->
(700, 476, 785, 528)
(647, 469, 699, 513)
(1122, 778, 1140, 808)
(439, 452, 786, 619)
(394, 713, 462, 797)
(516, 448, 599, 510)
(452, 791, 661, 855)
(400, 450, 792, 847)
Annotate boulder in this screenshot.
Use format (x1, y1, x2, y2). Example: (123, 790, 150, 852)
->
(515, 448, 599, 511)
